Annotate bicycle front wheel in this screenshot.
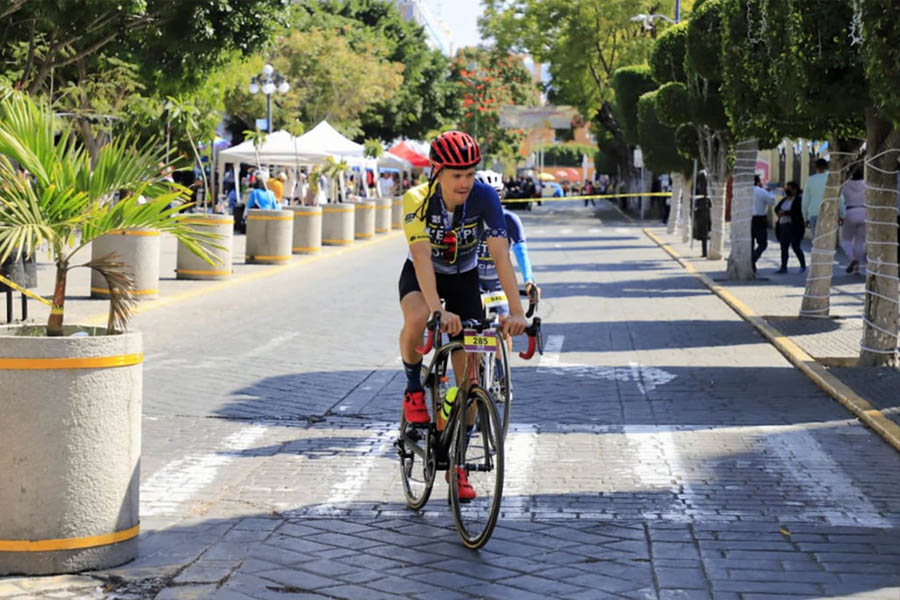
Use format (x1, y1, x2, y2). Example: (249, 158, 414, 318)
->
(449, 386, 504, 549)
(398, 415, 435, 510)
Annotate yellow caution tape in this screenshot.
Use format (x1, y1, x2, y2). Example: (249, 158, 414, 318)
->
(502, 192, 674, 204)
(0, 523, 139, 552)
(0, 353, 144, 370)
(0, 273, 53, 306)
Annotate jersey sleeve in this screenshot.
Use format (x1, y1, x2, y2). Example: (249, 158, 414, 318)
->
(504, 210, 525, 244)
(402, 187, 430, 245)
(481, 187, 507, 239)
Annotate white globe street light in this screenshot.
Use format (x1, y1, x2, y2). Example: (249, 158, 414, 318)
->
(248, 64, 290, 133)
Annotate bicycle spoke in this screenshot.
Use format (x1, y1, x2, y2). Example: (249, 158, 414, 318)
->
(449, 388, 504, 549)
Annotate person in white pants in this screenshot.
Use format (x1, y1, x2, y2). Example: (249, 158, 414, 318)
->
(839, 167, 866, 273)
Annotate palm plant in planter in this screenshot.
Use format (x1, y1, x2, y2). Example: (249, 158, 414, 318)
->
(0, 89, 220, 575)
(0, 88, 216, 335)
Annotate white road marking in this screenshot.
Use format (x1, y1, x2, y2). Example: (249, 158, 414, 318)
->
(315, 429, 394, 516)
(760, 427, 892, 528)
(538, 335, 676, 391)
(141, 425, 268, 517)
(503, 424, 538, 515)
(560, 228, 572, 234)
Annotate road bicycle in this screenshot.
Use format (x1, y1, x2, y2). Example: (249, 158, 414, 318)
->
(479, 286, 543, 441)
(394, 310, 541, 549)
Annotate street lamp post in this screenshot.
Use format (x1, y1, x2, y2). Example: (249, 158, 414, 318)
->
(248, 63, 290, 133)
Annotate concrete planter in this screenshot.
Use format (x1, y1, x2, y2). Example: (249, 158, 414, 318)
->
(0, 325, 141, 575)
(374, 198, 392, 234)
(322, 204, 355, 246)
(353, 200, 376, 240)
(288, 206, 322, 254)
(90, 229, 160, 300)
(391, 197, 403, 230)
(245, 209, 293, 265)
(176, 215, 234, 280)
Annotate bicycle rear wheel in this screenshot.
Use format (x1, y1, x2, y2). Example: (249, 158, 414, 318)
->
(449, 386, 504, 549)
(398, 416, 435, 510)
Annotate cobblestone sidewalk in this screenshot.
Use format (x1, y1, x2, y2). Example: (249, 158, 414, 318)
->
(646, 225, 900, 430)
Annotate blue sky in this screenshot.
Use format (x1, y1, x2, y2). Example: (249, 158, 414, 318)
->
(427, 0, 485, 50)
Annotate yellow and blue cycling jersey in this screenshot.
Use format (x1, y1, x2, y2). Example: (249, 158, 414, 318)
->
(402, 180, 507, 275)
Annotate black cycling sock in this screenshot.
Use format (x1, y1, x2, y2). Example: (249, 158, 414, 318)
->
(403, 360, 423, 393)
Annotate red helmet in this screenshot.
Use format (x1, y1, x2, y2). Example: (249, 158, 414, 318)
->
(429, 131, 482, 173)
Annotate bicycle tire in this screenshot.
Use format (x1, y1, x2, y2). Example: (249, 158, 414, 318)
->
(398, 415, 434, 510)
(449, 386, 504, 549)
(493, 337, 512, 441)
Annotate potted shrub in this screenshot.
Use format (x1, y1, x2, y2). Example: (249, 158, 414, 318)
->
(0, 88, 216, 575)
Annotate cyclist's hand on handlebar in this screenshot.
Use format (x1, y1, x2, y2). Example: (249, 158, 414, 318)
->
(440, 310, 463, 337)
(501, 313, 528, 337)
(525, 282, 541, 302)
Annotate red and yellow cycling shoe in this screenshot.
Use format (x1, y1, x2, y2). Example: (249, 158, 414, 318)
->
(403, 390, 430, 425)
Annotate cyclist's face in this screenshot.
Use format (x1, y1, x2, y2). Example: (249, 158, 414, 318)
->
(439, 168, 476, 205)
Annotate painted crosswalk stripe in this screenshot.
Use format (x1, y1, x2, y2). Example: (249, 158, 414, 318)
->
(141, 425, 268, 517)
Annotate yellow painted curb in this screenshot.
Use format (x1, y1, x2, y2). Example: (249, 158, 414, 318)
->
(91, 287, 158, 296)
(176, 268, 231, 277)
(0, 524, 139, 552)
(643, 228, 900, 453)
(246, 255, 290, 262)
(0, 353, 144, 370)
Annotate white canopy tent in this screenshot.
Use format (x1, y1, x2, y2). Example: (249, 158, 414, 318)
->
(216, 121, 367, 202)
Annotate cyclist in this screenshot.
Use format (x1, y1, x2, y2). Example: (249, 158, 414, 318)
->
(399, 131, 528, 495)
(476, 201, 540, 316)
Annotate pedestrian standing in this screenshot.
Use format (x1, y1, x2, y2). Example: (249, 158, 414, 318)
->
(839, 166, 866, 274)
(802, 158, 829, 235)
(583, 180, 594, 206)
(774, 181, 807, 274)
(751, 175, 775, 271)
(244, 178, 278, 222)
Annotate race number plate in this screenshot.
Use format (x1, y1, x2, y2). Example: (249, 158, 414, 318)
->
(463, 328, 498, 353)
(481, 291, 508, 309)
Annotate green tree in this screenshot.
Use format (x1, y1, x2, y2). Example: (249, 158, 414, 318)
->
(0, 1, 287, 160)
(224, 27, 403, 140)
(295, 0, 460, 141)
(543, 144, 599, 167)
(448, 48, 539, 165)
(859, 0, 900, 366)
(638, 89, 693, 234)
(653, 8, 732, 261)
(0, 88, 216, 336)
(480, 0, 684, 191)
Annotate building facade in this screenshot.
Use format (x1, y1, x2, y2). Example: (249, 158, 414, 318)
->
(390, 0, 453, 56)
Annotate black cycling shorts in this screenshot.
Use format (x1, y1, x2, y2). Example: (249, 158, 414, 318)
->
(398, 260, 483, 322)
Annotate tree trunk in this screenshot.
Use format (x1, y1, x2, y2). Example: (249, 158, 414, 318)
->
(47, 264, 67, 336)
(668, 173, 682, 234)
(708, 173, 727, 260)
(597, 101, 639, 193)
(680, 175, 693, 243)
(727, 139, 757, 280)
(858, 112, 900, 367)
(799, 138, 858, 318)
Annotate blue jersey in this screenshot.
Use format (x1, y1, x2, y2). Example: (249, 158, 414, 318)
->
(478, 209, 526, 284)
(403, 180, 507, 275)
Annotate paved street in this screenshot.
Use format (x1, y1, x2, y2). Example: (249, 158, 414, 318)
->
(3, 201, 899, 600)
